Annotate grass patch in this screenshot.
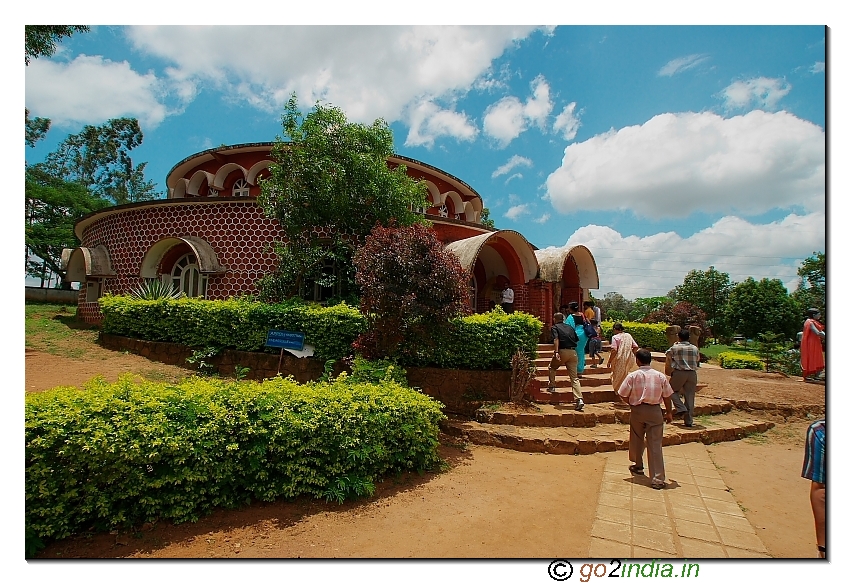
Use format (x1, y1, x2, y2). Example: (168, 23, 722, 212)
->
(25, 303, 99, 358)
(694, 414, 716, 427)
(743, 432, 769, 444)
(700, 343, 757, 362)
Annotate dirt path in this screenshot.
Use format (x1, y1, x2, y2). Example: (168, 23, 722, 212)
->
(27, 349, 822, 559)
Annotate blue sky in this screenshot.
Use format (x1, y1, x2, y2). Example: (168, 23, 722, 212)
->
(23, 23, 826, 299)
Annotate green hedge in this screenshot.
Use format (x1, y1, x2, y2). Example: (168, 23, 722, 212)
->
(717, 351, 765, 370)
(600, 321, 669, 352)
(411, 310, 542, 369)
(99, 296, 366, 360)
(99, 297, 541, 370)
(26, 374, 444, 544)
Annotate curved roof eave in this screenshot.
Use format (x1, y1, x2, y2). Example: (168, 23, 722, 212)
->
(445, 229, 539, 282)
(535, 244, 600, 288)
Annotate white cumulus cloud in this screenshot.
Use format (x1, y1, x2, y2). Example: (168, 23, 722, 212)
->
(534, 213, 551, 224)
(658, 54, 710, 77)
(125, 25, 539, 124)
(404, 100, 478, 148)
(553, 102, 581, 140)
(492, 155, 533, 178)
(504, 204, 530, 220)
(25, 54, 170, 128)
(545, 110, 824, 218)
(483, 75, 555, 147)
(721, 77, 791, 111)
(562, 212, 825, 299)
(810, 61, 825, 74)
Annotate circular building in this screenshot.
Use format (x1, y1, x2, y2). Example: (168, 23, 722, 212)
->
(65, 143, 598, 327)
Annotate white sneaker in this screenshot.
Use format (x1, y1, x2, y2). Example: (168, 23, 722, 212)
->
(575, 399, 584, 411)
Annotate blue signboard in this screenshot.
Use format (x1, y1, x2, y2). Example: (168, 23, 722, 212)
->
(265, 329, 306, 350)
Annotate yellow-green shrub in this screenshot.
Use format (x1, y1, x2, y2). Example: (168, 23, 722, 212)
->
(26, 374, 444, 544)
(717, 352, 765, 370)
(99, 296, 366, 360)
(600, 321, 669, 351)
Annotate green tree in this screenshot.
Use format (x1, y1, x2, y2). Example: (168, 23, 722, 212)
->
(258, 94, 429, 299)
(631, 296, 673, 322)
(353, 223, 469, 360)
(724, 277, 801, 340)
(25, 25, 89, 64)
(26, 108, 51, 148)
(598, 292, 634, 322)
(41, 118, 159, 205)
(671, 267, 733, 338)
(25, 166, 111, 287)
(792, 252, 825, 320)
(480, 207, 495, 229)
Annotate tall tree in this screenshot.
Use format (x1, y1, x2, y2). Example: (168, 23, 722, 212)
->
(25, 108, 50, 148)
(25, 25, 89, 64)
(353, 223, 469, 361)
(25, 166, 111, 287)
(41, 118, 159, 204)
(792, 252, 825, 320)
(598, 292, 634, 322)
(724, 277, 801, 340)
(258, 94, 428, 300)
(631, 296, 674, 322)
(671, 267, 733, 338)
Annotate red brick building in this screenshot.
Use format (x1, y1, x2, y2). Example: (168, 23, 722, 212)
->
(63, 143, 599, 327)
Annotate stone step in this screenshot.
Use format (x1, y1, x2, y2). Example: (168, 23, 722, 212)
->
(475, 397, 735, 428)
(440, 414, 775, 455)
(533, 374, 611, 388)
(533, 359, 611, 374)
(537, 344, 665, 362)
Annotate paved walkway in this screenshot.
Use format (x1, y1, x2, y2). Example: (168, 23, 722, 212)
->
(589, 442, 771, 558)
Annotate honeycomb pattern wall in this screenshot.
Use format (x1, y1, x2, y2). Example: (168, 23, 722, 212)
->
(79, 201, 283, 319)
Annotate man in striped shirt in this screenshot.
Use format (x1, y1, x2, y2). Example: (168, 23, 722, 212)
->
(618, 348, 675, 489)
(802, 419, 825, 558)
(666, 329, 700, 427)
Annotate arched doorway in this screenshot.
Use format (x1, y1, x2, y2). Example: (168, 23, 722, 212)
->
(170, 253, 207, 298)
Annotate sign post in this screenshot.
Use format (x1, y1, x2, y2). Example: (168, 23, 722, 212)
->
(265, 330, 307, 375)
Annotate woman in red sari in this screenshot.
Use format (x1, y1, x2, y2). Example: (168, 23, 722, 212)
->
(801, 308, 825, 381)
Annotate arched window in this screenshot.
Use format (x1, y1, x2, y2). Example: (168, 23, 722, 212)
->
(232, 179, 250, 197)
(170, 254, 208, 298)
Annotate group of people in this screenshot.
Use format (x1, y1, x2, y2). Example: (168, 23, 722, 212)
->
(546, 300, 603, 411)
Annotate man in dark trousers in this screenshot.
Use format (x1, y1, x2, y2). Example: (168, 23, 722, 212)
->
(618, 348, 675, 489)
(666, 329, 700, 427)
(548, 312, 584, 411)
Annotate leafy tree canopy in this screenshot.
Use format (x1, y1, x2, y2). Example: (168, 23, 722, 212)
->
(257, 95, 429, 300)
(598, 292, 634, 322)
(724, 277, 801, 340)
(25, 108, 50, 148)
(353, 223, 469, 360)
(670, 266, 732, 337)
(259, 94, 428, 244)
(40, 118, 159, 205)
(644, 301, 710, 341)
(25, 166, 111, 285)
(25, 25, 89, 65)
(792, 251, 825, 319)
(630, 296, 674, 322)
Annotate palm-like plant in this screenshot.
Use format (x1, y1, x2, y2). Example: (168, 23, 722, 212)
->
(128, 279, 184, 300)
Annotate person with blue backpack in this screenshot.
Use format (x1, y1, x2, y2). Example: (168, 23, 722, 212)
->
(566, 301, 591, 376)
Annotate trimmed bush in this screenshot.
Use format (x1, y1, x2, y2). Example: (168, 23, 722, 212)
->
(600, 321, 669, 352)
(26, 374, 444, 544)
(99, 296, 366, 360)
(100, 296, 541, 370)
(419, 310, 542, 370)
(717, 352, 765, 371)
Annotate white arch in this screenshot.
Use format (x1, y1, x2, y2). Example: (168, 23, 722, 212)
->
(140, 236, 226, 279)
(212, 163, 247, 189)
(444, 191, 464, 217)
(423, 180, 442, 206)
(535, 244, 600, 289)
(187, 170, 216, 196)
(170, 178, 189, 199)
(62, 245, 117, 282)
(247, 160, 273, 185)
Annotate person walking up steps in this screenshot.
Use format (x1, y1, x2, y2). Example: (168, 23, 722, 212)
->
(548, 312, 584, 411)
(666, 329, 700, 428)
(618, 348, 675, 489)
(609, 322, 639, 392)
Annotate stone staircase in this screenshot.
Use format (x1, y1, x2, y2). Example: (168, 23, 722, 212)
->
(440, 342, 775, 454)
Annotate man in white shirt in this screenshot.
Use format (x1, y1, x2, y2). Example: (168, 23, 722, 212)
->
(501, 283, 515, 314)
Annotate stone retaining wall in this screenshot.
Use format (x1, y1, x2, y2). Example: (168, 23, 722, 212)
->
(99, 334, 511, 416)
